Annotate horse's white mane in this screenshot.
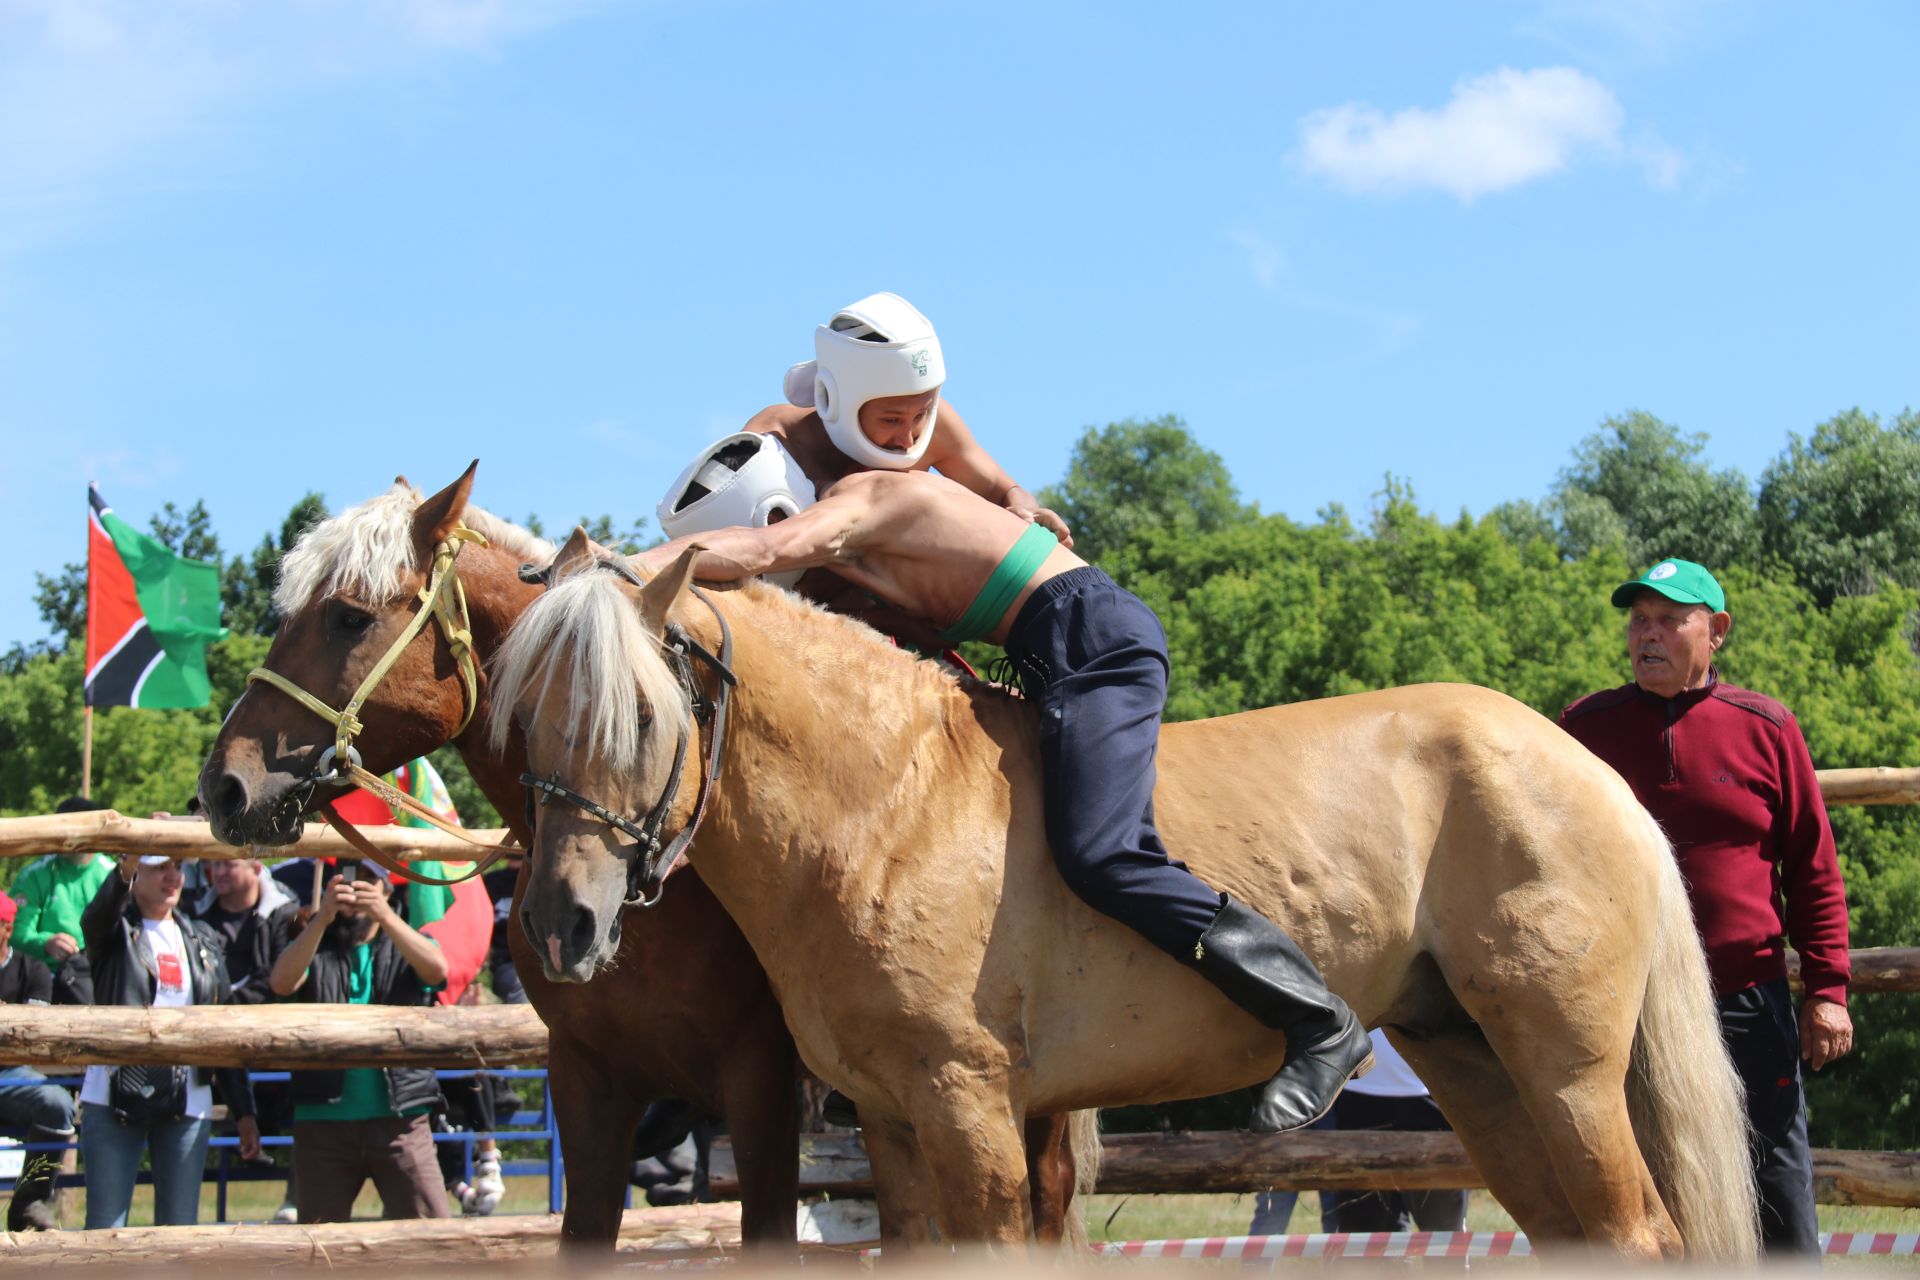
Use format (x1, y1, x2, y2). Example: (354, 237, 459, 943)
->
(488, 570, 693, 776)
(274, 481, 556, 616)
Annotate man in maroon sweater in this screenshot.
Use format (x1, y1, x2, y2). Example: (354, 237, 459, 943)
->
(1560, 558, 1852, 1255)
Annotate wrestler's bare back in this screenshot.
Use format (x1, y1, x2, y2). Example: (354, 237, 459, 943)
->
(638, 470, 1082, 646)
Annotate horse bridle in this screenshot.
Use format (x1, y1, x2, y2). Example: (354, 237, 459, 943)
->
(519, 575, 737, 908)
(244, 526, 513, 885)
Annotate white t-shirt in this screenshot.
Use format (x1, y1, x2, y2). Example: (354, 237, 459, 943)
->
(80, 916, 215, 1119)
(1343, 1029, 1431, 1098)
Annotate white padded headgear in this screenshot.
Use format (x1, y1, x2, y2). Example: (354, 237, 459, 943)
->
(656, 433, 816, 588)
(785, 292, 945, 470)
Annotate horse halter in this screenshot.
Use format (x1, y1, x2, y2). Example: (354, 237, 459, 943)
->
(245, 526, 511, 885)
(520, 583, 737, 909)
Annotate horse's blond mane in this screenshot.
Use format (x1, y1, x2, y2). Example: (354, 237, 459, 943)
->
(274, 482, 556, 616)
(493, 568, 994, 778)
(489, 571, 694, 775)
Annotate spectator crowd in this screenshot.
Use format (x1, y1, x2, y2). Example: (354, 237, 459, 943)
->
(1, 760, 519, 1230)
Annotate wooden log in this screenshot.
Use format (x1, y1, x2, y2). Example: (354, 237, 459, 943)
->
(711, 1131, 1920, 1207)
(1789, 946, 1920, 995)
(0, 810, 515, 863)
(0, 1203, 748, 1267)
(0, 1005, 549, 1069)
(1818, 766, 1920, 806)
(1814, 1148, 1920, 1208)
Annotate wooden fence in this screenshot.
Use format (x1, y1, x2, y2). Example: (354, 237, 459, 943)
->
(0, 762, 1914, 1237)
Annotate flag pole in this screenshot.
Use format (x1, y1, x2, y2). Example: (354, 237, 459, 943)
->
(81, 705, 94, 799)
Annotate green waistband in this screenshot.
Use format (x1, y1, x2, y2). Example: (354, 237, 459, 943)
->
(940, 522, 1059, 646)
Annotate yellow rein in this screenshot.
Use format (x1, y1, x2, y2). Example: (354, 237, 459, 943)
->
(246, 527, 514, 880)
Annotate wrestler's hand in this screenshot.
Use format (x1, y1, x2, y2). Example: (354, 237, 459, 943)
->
(1801, 997, 1853, 1070)
(1003, 487, 1074, 548)
(1029, 507, 1074, 548)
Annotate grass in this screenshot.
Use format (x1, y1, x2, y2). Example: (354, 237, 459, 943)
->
(18, 1175, 1920, 1268)
(1082, 1191, 1920, 1243)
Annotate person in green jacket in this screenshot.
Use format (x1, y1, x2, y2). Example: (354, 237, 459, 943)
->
(9, 798, 115, 1004)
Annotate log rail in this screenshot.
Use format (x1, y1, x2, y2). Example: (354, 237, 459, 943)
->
(0, 764, 1910, 864)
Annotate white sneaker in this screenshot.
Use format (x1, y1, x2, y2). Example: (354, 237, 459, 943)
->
(469, 1155, 505, 1216)
(272, 1201, 299, 1224)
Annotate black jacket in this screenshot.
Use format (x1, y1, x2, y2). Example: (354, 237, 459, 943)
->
(287, 933, 442, 1116)
(79, 873, 255, 1119)
(189, 878, 301, 1006)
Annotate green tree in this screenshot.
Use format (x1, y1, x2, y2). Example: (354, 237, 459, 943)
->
(29, 564, 85, 648)
(223, 493, 329, 636)
(1551, 411, 1759, 570)
(1038, 416, 1253, 566)
(148, 499, 222, 562)
(1758, 408, 1920, 607)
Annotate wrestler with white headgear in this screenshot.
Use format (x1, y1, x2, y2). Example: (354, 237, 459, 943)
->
(740, 292, 1071, 547)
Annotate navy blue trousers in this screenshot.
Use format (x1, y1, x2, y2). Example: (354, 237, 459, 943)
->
(1719, 978, 1820, 1255)
(1003, 568, 1226, 958)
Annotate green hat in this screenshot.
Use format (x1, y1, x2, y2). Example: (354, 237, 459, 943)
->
(1611, 558, 1727, 613)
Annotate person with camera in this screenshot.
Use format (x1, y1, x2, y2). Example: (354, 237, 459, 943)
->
(77, 855, 259, 1229)
(268, 859, 451, 1223)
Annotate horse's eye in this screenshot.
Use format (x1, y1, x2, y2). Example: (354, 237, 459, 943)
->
(337, 607, 374, 635)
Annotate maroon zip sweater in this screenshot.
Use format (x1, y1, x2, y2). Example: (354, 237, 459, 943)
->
(1560, 671, 1851, 1006)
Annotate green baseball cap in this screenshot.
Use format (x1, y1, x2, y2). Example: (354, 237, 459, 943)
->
(1610, 559, 1727, 613)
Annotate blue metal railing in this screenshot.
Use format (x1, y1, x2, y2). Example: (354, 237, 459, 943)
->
(1, 1068, 566, 1222)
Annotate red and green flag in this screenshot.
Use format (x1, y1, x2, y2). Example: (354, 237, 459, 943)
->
(85, 484, 228, 709)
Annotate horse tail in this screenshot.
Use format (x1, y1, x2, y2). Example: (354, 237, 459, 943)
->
(1058, 1109, 1103, 1251)
(1626, 814, 1760, 1263)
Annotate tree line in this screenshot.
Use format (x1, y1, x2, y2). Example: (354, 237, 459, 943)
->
(3, 406, 1916, 1148)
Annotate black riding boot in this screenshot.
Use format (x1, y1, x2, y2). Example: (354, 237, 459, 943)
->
(1189, 896, 1374, 1134)
(5, 1126, 66, 1231)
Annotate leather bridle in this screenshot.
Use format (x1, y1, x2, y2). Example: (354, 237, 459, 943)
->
(519, 579, 737, 908)
(245, 526, 514, 885)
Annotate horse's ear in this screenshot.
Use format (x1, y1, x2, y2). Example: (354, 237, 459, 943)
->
(548, 526, 598, 581)
(639, 545, 702, 634)
(411, 460, 478, 550)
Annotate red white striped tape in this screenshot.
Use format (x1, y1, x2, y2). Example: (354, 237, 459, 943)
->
(1099, 1232, 1527, 1260)
(1096, 1231, 1920, 1259)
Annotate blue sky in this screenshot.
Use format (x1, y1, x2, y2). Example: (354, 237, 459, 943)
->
(2, 0, 1915, 648)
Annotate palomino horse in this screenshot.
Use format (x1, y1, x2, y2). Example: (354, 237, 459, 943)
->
(195, 467, 802, 1249)
(195, 467, 1091, 1248)
(502, 539, 1760, 1261)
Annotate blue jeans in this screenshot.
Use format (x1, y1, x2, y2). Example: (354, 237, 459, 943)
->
(79, 1102, 211, 1228)
(0, 1066, 76, 1135)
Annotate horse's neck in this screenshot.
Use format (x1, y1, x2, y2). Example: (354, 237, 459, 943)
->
(447, 549, 545, 839)
(699, 597, 1008, 904)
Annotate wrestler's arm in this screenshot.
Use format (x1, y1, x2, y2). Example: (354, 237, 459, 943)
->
(924, 400, 1073, 547)
(634, 481, 878, 583)
(740, 403, 812, 437)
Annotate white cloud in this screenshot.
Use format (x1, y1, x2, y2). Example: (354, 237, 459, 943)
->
(0, 1, 600, 212)
(1523, 0, 1733, 66)
(1296, 67, 1626, 202)
(1228, 229, 1288, 291)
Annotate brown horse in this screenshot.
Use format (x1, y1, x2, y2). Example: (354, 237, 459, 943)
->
(196, 468, 803, 1249)
(501, 542, 1760, 1261)
(195, 467, 1090, 1249)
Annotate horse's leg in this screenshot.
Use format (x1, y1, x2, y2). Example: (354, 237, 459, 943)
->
(1434, 924, 1680, 1259)
(1385, 1028, 1585, 1244)
(861, 1116, 942, 1249)
(908, 1089, 1033, 1248)
(548, 1035, 644, 1252)
(718, 1036, 800, 1250)
(1024, 1113, 1075, 1245)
